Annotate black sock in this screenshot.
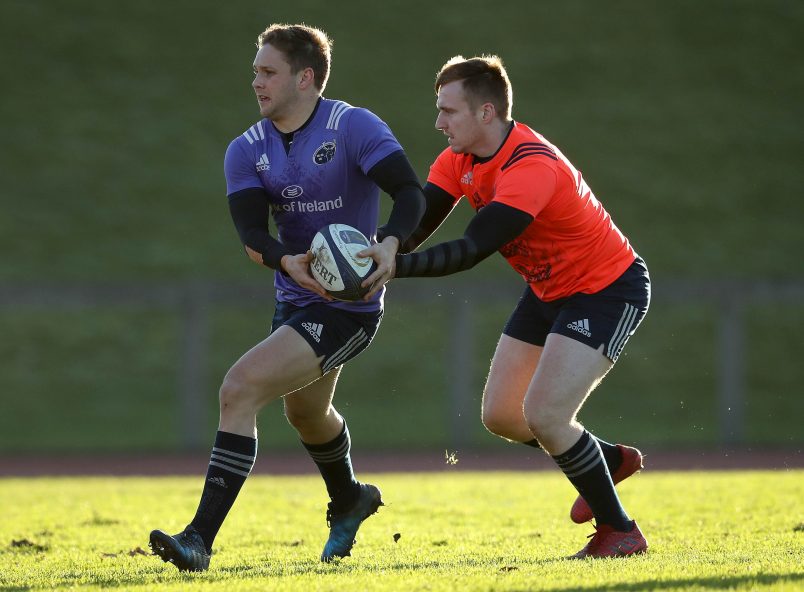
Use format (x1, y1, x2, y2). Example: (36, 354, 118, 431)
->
(523, 438, 542, 449)
(302, 421, 360, 512)
(552, 430, 632, 531)
(190, 431, 257, 552)
(595, 436, 623, 474)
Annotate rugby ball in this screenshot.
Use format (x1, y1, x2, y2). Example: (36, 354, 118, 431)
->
(310, 223, 377, 301)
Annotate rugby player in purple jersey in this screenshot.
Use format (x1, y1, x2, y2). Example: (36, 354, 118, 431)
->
(149, 24, 424, 571)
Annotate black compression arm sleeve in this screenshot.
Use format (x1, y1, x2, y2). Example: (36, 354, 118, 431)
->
(367, 150, 425, 244)
(398, 182, 458, 253)
(228, 187, 291, 270)
(394, 202, 534, 278)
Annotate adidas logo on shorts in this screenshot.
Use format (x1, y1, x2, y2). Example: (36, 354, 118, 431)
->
(301, 322, 324, 343)
(567, 318, 592, 337)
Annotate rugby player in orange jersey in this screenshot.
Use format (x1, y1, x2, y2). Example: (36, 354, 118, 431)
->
(363, 55, 651, 559)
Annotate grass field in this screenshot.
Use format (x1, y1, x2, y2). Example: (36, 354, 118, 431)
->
(2, 471, 802, 591)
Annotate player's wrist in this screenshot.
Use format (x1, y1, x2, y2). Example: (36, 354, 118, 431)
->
(380, 234, 402, 256)
(279, 254, 292, 275)
(381, 234, 401, 253)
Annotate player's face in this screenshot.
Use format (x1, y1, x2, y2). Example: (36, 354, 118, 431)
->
(435, 81, 485, 155)
(252, 44, 301, 121)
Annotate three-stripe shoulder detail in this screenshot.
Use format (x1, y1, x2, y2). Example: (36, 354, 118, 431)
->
(501, 142, 557, 171)
(326, 101, 352, 130)
(242, 121, 266, 144)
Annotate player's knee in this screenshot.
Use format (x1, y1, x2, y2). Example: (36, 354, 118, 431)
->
(523, 399, 566, 441)
(283, 404, 325, 431)
(481, 407, 520, 439)
(218, 373, 252, 413)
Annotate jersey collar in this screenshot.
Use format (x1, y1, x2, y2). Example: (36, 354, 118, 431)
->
(272, 97, 323, 152)
(473, 120, 516, 165)
(270, 96, 323, 138)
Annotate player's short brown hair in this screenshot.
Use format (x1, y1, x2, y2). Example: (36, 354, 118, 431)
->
(257, 24, 332, 91)
(435, 55, 512, 120)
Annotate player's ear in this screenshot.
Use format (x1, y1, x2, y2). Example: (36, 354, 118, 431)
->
(298, 67, 315, 90)
(481, 103, 496, 123)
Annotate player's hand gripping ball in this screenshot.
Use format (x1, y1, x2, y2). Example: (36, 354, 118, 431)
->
(310, 224, 377, 301)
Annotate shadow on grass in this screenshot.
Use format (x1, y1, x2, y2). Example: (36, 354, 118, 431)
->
(531, 573, 804, 592)
(14, 555, 804, 589)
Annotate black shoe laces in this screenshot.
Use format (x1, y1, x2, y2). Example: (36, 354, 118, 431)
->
(325, 501, 344, 527)
(178, 529, 206, 554)
(583, 525, 606, 549)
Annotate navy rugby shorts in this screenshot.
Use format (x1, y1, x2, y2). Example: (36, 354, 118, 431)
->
(503, 257, 650, 362)
(271, 301, 383, 374)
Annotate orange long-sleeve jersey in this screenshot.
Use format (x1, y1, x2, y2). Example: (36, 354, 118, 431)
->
(427, 122, 636, 301)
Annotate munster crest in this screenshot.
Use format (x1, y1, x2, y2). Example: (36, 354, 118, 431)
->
(313, 140, 336, 165)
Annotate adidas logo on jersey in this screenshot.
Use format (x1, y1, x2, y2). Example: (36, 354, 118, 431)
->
(301, 322, 324, 343)
(256, 153, 271, 172)
(567, 319, 591, 337)
(460, 171, 473, 185)
(207, 476, 227, 488)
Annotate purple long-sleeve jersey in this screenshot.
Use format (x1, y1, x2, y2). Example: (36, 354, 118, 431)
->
(224, 98, 403, 312)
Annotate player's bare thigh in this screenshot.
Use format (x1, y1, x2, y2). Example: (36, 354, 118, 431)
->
(481, 334, 543, 442)
(523, 332, 613, 453)
(219, 325, 324, 425)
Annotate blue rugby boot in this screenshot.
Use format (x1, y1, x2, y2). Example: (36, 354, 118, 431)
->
(149, 525, 211, 571)
(320, 482, 383, 562)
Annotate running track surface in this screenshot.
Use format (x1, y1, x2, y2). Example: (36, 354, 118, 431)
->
(1, 448, 801, 477)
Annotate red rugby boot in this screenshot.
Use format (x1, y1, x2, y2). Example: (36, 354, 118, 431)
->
(570, 521, 648, 559)
(570, 444, 643, 524)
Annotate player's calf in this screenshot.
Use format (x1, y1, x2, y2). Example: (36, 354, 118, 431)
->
(570, 444, 643, 524)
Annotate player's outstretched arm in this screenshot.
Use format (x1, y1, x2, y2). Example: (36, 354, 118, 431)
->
(394, 202, 533, 278)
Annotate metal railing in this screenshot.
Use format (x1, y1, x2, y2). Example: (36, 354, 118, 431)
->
(2, 278, 802, 449)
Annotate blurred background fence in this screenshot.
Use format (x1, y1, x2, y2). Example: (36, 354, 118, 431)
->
(2, 278, 802, 453)
(1, 0, 802, 455)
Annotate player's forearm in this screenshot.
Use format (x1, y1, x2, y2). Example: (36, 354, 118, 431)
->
(395, 201, 533, 278)
(393, 182, 457, 254)
(367, 150, 426, 247)
(395, 236, 486, 277)
(238, 228, 291, 270)
(228, 188, 290, 270)
(381, 184, 426, 246)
